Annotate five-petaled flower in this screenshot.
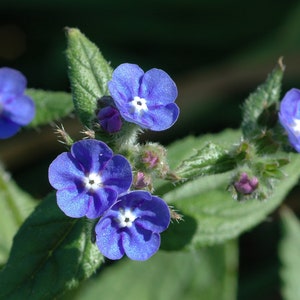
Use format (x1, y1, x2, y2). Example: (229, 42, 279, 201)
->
(0, 67, 35, 139)
(108, 63, 179, 131)
(95, 190, 170, 261)
(279, 88, 300, 152)
(48, 139, 132, 219)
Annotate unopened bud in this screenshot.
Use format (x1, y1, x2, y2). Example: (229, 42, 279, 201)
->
(234, 172, 259, 194)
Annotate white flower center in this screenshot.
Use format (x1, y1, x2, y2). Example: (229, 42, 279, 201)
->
(83, 173, 102, 191)
(131, 96, 148, 114)
(291, 118, 300, 135)
(117, 208, 137, 228)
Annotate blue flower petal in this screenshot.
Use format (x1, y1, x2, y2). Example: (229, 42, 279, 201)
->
(108, 63, 144, 102)
(71, 139, 113, 173)
(101, 154, 132, 193)
(144, 103, 180, 131)
(279, 88, 300, 151)
(0, 118, 20, 138)
(3, 94, 35, 125)
(135, 195, 170, 233)
(56, 188, 91, 218)
(0, 67, 26, 94)
(95, 217, 125, 260)
(48, 152, 84, 190)
(122, 225, 161, 261)
(139, 68, 178, 105)
(86, 187, 118, 219)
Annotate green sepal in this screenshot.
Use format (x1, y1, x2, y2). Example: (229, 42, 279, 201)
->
(65, 27, 113, 127)
(0, 193, 103, 299)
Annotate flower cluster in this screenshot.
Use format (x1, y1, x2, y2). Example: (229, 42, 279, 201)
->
(49, 139, 170, 260)
(279, 88, 300, 152)
(49, 63, 178, 260)
(0, 67, 35, 139)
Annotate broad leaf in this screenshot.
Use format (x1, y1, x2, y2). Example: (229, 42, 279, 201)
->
(0, 193, 103, 299)
(279, 207, 300, 300)
(66, 27, 113, 127)
(26, 89, 73, 128)
(0, 165, 37, 265)
(73, 240, 238, 300)
(161, 152, 300, 249)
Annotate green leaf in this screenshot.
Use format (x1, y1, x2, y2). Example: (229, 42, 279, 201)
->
(0, 165, 37, 265)
(155, 129, 241, 194)
(65, 27, 113, 127)
(26, 89, 73, 128)
(161, 152, 300, 249)
(0, 193, 103, 299)
(241, 59, 284, 138)
(73, 240, 238, 300)
(279, 207, 300, 300)
(175, 142, 237, 180)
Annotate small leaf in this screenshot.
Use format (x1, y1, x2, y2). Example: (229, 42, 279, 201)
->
(175, 142, 237, 180)
(0, 165, 37, 264)
(161, 152, 300, 249)
(279, 207, 300, 300)
(65, 27, 113, 127)
(0, 193, 103, 299)
(241, 58, 284, 138)
(26, 89, 73, 127)
(73, 241, 238, 300)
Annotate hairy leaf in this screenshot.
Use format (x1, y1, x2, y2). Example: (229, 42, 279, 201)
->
(161, 151, 300, 249)
(73, 241, 238, 300)
(0, 165, 37, 265)
(0, 193, 103, 299)
(279, 207, 300, 300)
(26, 89, 73, 127)
(241, 59, 284, 138)
(66, 27, 113, 127)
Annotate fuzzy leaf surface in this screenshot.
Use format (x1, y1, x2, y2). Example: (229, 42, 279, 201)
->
(73, 241, 238, 300)
(279, 207, 300, 300)
(160, 132, 300, 249)
(0, 166, 37, 265)
(241, 60, 284, 138)
(26, 89, 73, 128)
(66, 27, 113, 127)
(0, 193, 103, 299)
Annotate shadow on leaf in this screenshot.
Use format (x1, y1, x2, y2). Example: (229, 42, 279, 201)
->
(160, 214, 197, 251)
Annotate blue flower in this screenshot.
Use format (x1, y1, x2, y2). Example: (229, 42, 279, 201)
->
(0, 67, 35, 139)
(97, 106, 122, 133)
(48, 139, 133, 219)
(279, 88, 300, 152)
(108, 63, 179, 131)
(95, 190, 170, 261)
